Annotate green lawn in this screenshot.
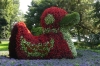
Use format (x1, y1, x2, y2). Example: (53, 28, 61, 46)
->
(91, 49, 100, 53)
(0, 41, 9, 51)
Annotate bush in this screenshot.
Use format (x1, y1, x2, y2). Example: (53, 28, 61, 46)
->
(74, 41, 88, 49)
(84, 33, 100, 49)
(31, 27, 43, 36)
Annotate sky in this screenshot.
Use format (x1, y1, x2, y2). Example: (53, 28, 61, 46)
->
(19, 0, 32, 14)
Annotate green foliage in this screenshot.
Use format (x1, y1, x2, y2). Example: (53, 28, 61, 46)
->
(74, 42, 88, 49)
(10, 0, 20, 22)
(84, 33, 100, 49)
(71, 0, 95, 42)
(0, 0, 8, 40)
(91, 49, 100, 53)
(43, 28, 58, 34)
(60, 12, 80, 28)
(31, 27, 43, 36)
(0, 18, 7, 26)
(0, 0, 19, 39)
(74, 33, 100, 49)
(93, 1, 100, 18)
(0, 19, 7, 39)
(45, 14, 55, 25)
(93, 1, 100, 27)
(0, 26, 10, 39)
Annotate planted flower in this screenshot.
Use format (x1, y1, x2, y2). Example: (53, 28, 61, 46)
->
(9, 7, 80, 59)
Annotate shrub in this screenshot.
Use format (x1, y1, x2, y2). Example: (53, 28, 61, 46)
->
(84, 33, 100, 49)
(31, 27, 43, 36)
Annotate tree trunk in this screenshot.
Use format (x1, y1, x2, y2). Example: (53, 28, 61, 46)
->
(77, 29, 81, 42)
(0, 40, 1, 44)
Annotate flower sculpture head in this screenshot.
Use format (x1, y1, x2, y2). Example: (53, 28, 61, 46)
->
(41, 7, 67, 29)
(41, 7, 80, 29)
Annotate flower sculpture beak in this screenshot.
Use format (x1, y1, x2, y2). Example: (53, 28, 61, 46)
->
(60, 12, 80, 28)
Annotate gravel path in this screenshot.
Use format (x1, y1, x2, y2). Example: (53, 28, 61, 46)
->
(0, 49, 100, 66)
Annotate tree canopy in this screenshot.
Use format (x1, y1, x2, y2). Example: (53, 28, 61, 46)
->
(93, 1, 100, 28)
(0, 0, 19, 40)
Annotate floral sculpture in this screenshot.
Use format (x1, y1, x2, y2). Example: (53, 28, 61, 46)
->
(9, 7, 80, 59)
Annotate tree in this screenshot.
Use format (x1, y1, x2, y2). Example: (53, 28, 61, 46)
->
(83, 1, 100, 49)
(6, 0, 19, 31)
(0, 0, 8, 26)
(10, 0, 19, 22)
(68, 0, 95, 41)
(93, 1, 100, 28)
(0, 0, 19, 42)
(0, 0, 8, 43)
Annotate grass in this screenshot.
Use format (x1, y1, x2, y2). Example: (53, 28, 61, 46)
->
(0, 41, 9, 51)
(91, 49, 100, 53)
